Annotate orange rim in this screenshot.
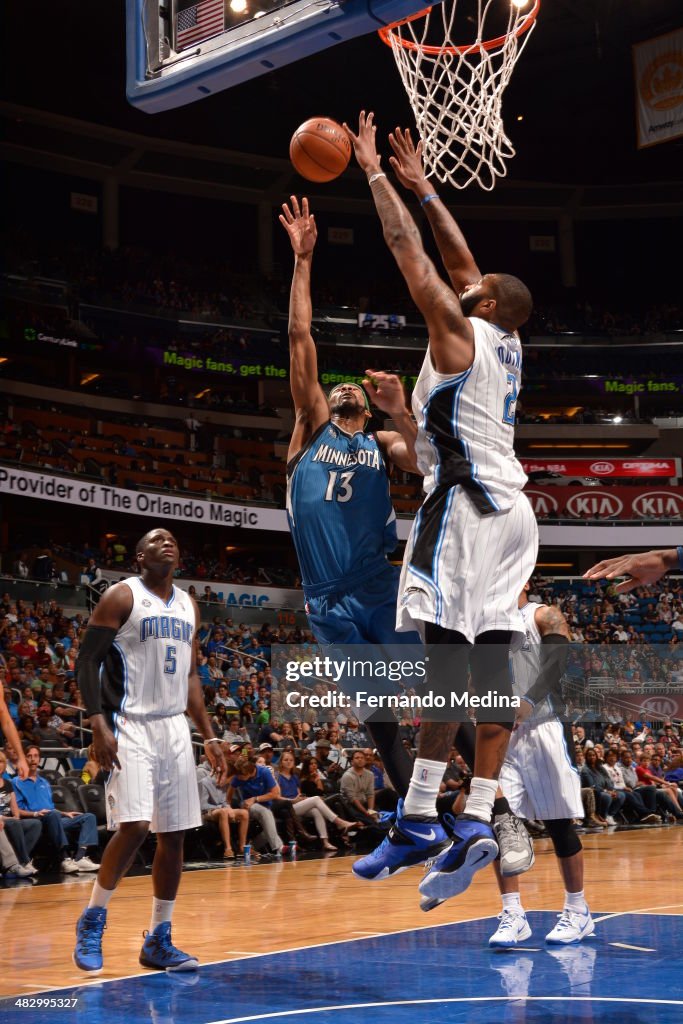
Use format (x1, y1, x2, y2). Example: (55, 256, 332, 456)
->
(378, 0, 540, 56)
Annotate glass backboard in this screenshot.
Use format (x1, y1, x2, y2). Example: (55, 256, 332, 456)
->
(127, 0, 439, 112)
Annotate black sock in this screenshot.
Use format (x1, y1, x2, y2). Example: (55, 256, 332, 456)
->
(364, 717, 413, 798)
(492, 796, 511, 819)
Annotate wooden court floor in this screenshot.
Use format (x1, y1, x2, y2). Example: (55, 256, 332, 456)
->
(3, 826, 682, 998)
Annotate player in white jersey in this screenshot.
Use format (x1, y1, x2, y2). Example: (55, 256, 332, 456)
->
(346, 115, 538, 901)
(489, 586, 593, 946)
(72, 528, 226, 974)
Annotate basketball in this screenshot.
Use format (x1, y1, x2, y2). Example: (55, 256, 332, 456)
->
(289, 116, 351, 183)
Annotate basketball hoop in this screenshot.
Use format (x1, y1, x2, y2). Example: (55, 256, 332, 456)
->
(379, 0, 540, 190)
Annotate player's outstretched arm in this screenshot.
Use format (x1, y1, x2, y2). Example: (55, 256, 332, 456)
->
(388, 127, 481, 294)
(583, 548, 681, 592)
(345, 112, 474, 377)
(279, 196, 329, 462)
(76, 583, 134, 771)
(364, 369, 419, 475)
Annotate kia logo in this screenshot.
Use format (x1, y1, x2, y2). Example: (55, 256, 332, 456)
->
(632, 491, 683, 517)
(590, 462, 615, 475)
(566, 491, 623, 518)
(640, 696, 678, 718)
(525, 490, 559, 515)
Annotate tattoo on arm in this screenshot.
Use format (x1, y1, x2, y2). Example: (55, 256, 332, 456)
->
(537, 605, 571, 639)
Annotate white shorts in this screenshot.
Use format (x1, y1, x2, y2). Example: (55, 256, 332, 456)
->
(106, 712, 201, 833)
(397, 487, 538, 642)
(499, 717, 583, 821)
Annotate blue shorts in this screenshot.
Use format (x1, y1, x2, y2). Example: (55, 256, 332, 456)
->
(306, 565, 421, 646)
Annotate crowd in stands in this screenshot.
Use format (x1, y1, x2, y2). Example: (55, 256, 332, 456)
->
(6, 238, 683, 337)
(531, 576, 683, 649)
(572, 721, 683, 829)
(5, 388, 683, 524)
(527, 301, 683, 338)
(0, 396, 290, 507)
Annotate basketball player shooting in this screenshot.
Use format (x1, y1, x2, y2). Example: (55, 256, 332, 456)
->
(72, 528, 226, 974)
(345, 113, 538, 908)
(279, 194, 424, 798)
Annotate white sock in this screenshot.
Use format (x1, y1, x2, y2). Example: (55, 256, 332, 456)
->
(403, 758, 447, 817)
(150, 897, 175, 932)
(502, 892, 523, 913)
(564, 890, 587, 913)
(464, 777, 498, 823)
(88, 881, 115, 910)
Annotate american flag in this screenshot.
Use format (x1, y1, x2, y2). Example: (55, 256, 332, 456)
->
(176, 0, 224, 51)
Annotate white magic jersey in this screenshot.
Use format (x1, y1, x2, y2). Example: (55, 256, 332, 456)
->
(412, 318, 527, 513)
(503, 599, 582, 820)
(511, 601, 542, 701)
(511, 601, 560, 722)
(102, 577, 195, 718)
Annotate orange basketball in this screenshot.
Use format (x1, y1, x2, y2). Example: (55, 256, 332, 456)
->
(289, 117, 351, 183)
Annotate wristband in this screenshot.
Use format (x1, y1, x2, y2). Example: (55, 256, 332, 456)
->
(368, 172, 386, 185)
(420, 193, 439, 206)
(677, 545, 683, 571)
(521, 696, 535, 709)
(204, 737, 221, 745)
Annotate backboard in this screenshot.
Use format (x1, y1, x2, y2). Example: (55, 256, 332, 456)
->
(127, 0, 439, 112)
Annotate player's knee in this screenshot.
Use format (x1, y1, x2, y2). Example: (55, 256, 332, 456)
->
(157, 829, 186, 851)
(119, 820, 151, 845)
(423, 623, 470, 712)
(470, 631, 513, 696)
(469, 632, 515, 726)
(544, 818, 582, 858)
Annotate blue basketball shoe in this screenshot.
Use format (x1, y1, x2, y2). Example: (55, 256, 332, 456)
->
(73, 906, 107, 973)
(139, 922, 199, 971)
(419, 814, 498, 910)
(352, 799, 451, 881)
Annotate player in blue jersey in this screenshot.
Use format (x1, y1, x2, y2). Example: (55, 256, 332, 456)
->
(279, 195, 434, 806)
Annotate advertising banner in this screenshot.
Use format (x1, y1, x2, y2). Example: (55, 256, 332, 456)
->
(98, 568, 303, 609)
(520, 459, 678, 479)
(0, 465, 288, 531)
(603, 693, 683, 721)
(633, 28, 683, 148)
(3, 466, 683, 537)
(525, 486, 683, 520)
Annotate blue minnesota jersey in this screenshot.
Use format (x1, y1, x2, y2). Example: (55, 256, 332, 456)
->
(286, 422, 398, 598)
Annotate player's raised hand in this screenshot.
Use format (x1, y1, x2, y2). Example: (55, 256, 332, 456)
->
(363, 370, 409, 417)
(279, 196, 317, 257)
(344, 111, 382, 176)
(388, 127, 428, 193)
(583, 548, 678, 592)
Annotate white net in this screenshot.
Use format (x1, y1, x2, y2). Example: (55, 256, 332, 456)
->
(381, 0, 539, 190)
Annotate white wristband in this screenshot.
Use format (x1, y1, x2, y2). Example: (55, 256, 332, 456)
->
(368, 172, 386, 185)
(204, 737, 221, 745)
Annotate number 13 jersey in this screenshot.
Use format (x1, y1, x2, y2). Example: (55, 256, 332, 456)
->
(412, 318, 527, 513)
(286, 422, 397, 599)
